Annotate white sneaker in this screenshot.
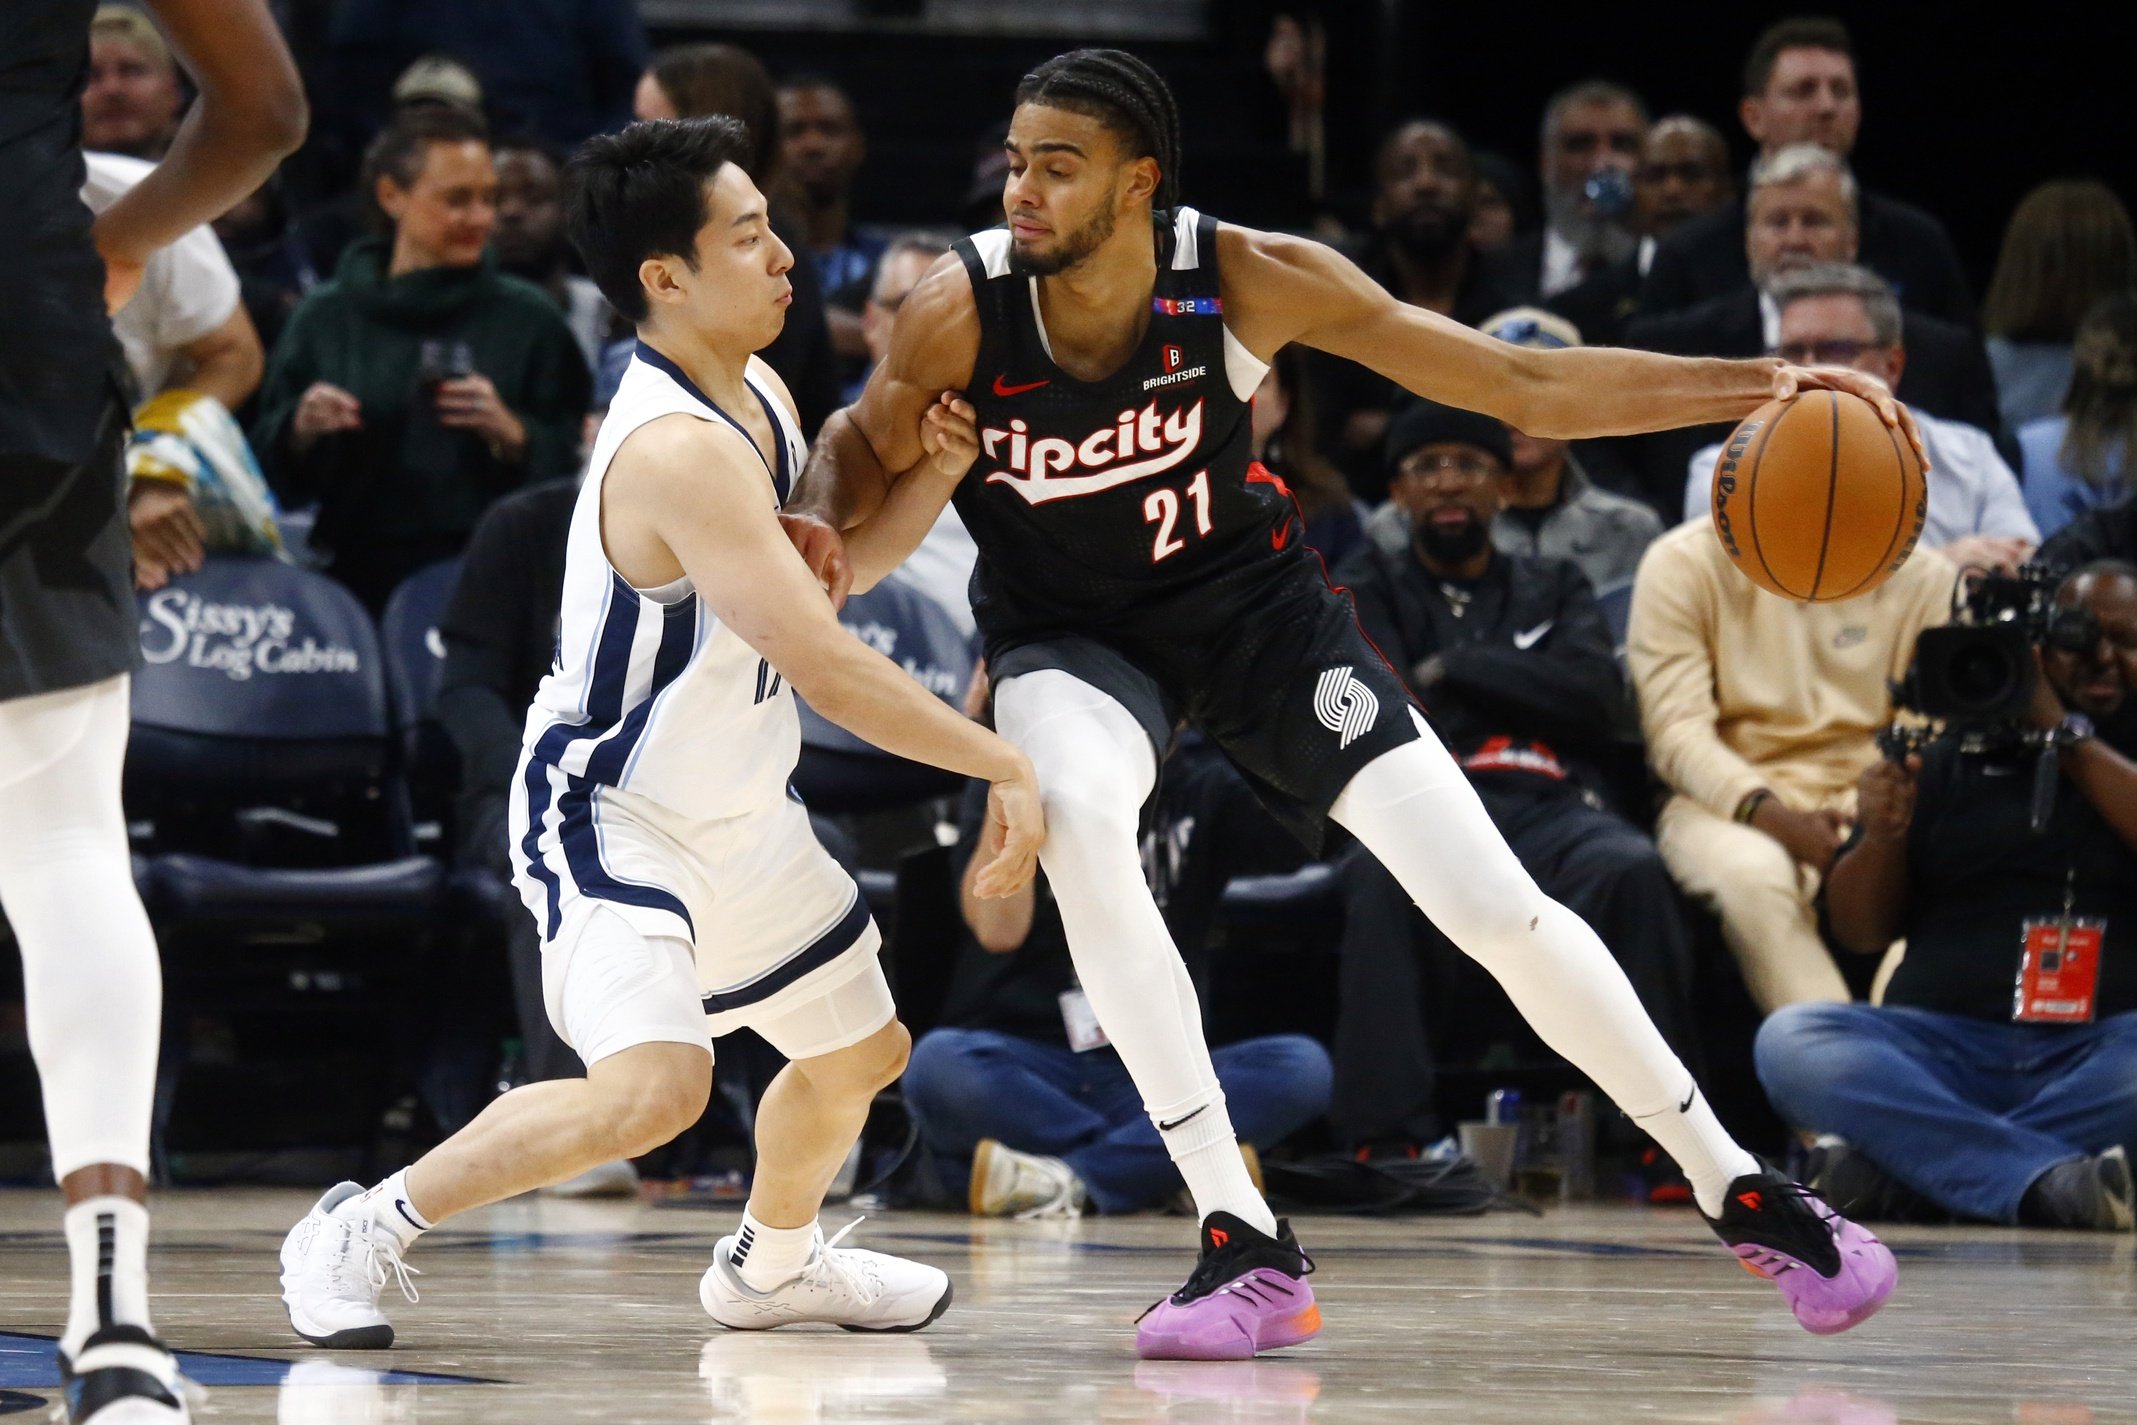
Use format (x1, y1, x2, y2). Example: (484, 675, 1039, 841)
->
(59, 1326, 200, 1423)
(699, 1219, 952, 1332)
(278, 1183, 420, 1349)
(970, 1139, 1086, 1219)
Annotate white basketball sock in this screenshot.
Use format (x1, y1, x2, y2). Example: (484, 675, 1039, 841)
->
(1332, 728, 1758, 1219)
(731, 1208, 818, 1291)
(338, 1168, 433, 1253)
(60, 1196, 151, 1361)
(1152, 1089, 1278, 1236)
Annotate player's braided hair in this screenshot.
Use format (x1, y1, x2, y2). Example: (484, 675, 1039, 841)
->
(1015, 48, 1183, 216)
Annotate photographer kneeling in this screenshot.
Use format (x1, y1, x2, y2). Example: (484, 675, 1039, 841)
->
(1756, 562, 2137, 1230)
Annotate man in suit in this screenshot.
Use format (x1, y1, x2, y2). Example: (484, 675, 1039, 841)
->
(1621, 145, 1999, 513)
(1638, 16, 1971, 327)
(1496, 79, 1646, 307)
(1549, 115, 1732, 349)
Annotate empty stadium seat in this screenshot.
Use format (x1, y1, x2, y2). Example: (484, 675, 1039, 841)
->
(380, 557, 464, 846)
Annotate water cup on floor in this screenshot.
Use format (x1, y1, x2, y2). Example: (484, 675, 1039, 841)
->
(1459, 1121, 1520, 1191)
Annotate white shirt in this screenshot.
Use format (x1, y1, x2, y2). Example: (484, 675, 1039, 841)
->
(1541, 227, 1584, 299)
(897, 504, 978, 638)
(1759, 290, 1781, 351)
(79, 152, 243, 400)
(1684, 408, 2040, 548)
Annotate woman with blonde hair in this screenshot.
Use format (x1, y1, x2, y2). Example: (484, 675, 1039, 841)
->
(2019, 294, 2137, 537)
(1983, 180, 2136, 430)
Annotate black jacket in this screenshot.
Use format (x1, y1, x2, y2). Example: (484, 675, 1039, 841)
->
(2038, 497, 2137, 573)
(1546, 253, 1643, 348)
(1624, 288, 2001, 436)
(1639, 188, 1973, 328)
(1335, 542, 1630, 791)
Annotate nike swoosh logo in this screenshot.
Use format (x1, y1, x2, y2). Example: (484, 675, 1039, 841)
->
(1157, 1105, 1209, 1133)
(393, 1199, 426, 1232)
(1679, 1087, 1696, 1114)
(1512, 621, 1554, 650)
(992, 374, 1049, 397)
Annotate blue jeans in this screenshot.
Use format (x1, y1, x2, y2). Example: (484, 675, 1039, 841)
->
(1755, 1003, 2137, 1223)
(901, 1028, 1333, 1214)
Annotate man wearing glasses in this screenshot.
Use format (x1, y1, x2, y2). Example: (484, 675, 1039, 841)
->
(1682, 264, 2037, 576)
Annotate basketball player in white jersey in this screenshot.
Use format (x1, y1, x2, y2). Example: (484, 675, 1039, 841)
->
(277, 116, 1044, 1346)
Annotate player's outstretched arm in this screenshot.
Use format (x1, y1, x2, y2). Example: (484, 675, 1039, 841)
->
(841, 393, 980, 594)
(785, 255, 981, 586)
(613, 417, 1042, 895)
(1217, 225, 1923, 463)
(98, 0, 307, 311)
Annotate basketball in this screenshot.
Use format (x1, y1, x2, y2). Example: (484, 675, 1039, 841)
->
(1709, 390, 1927, 603)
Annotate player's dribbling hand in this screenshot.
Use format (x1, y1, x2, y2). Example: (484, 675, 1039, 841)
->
(919, 391, 980, 480)
(974, 755, 1046, 899)
(778, 512, 853, 610)
(1774, 365, 1931, 474)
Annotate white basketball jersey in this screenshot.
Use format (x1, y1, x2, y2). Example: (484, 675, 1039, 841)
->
(516, 345, 808, 857)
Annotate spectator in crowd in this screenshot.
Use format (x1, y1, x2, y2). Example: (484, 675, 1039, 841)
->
(1640, 17, 1972, 328)
(434, 478, 638, 1195)
(1626, 519, 1953, 1013)
(858, 234, 978, 635)
(1368, 311, 1661, 592)
(1497, 80, 1647, 304)
(80, 150, 270, 590)
(1254, 346, 1365, 567)
(1468, 151, 1536, 256)
(635, 44, 840, 436)
(1313, 119, 1520, 496)
(1682, 266, 2037, 574)
(1628, 145, 2000, 436)
(211, 178, 321, 373)
(2040, 497, 2137, 575)
(778, 75, 886, 366)
(2020, 296, 2137, 538)
(1328, 402, 1697, 1154)
(490, 133, 611, 372)
(252, 108, 592, 611)
(1551, 115, 1733, 349)
(82, 5, 185, 160)
(903, 759, 1332, 1218)
(1758, 563, 2137, 1230)
(322, 0, 646, 150)
(1983, 181, 2136, 433)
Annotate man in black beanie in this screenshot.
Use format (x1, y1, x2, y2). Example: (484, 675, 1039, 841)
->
(1324, 401, 1703, 1170)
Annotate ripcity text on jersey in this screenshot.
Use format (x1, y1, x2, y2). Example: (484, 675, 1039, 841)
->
(952, 207, 1281, 639)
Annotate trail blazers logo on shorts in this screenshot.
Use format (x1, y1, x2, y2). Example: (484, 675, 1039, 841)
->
(1313, 666, 1379, 748)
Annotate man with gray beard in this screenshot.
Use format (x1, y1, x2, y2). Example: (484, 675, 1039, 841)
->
(1497, 80, 1648, 305)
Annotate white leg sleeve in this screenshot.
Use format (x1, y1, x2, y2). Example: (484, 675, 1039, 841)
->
(993, 671, 1272, 1230)
(0, 676, 161, 1179)
(1330, 716, 1756, 1211)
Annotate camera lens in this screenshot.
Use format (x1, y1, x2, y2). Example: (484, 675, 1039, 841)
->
(1946, 643, 2019, 711)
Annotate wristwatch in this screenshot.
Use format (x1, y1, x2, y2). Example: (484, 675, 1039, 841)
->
(2054, 711, 2097, 749)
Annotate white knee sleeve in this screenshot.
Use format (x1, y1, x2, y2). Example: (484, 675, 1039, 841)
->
(0, 677, 161, 1179)
(993, 671, 1220, 1113)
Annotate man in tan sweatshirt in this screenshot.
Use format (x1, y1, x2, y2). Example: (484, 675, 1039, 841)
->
(1627, 520, 1954, 1009)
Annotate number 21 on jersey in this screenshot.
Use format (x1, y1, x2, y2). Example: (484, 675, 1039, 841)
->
(1143, 469, 1212, 562)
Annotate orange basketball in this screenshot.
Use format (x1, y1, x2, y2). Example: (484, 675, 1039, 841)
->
(1709, 390, 1927, 603)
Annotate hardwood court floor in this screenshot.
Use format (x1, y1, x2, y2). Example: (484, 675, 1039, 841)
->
(0, 1189, 2131, 1423)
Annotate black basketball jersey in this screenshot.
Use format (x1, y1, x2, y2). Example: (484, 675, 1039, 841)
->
(951, 208, 1295, 644)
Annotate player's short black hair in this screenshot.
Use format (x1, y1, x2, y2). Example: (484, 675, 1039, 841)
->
(362, 105, 490, 195)
(564, 117, 753, 324)
(1014, 48, 1183, 212)
(1743, 17, 1854, 98)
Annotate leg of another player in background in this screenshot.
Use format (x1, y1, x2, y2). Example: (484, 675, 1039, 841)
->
(992, 670, 1277, 1236)
(0, 677, 167, 1367)
(1328, 719, 1760, 1217)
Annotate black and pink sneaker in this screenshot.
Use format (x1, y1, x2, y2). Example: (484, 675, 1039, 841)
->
(1134, 1213, 1320, 1361)
(1703, 1163, 1897, 1335)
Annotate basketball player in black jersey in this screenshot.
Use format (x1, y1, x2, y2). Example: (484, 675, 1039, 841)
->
(0, 3, 302, 1419)
(789, 50, 1917, 1360)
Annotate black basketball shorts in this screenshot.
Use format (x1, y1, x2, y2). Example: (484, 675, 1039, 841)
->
(987, 549, 1421, 851)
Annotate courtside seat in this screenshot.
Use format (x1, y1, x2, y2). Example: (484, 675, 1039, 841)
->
(1217, 862, 1338, 931)
(380, 558, 464, 851)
